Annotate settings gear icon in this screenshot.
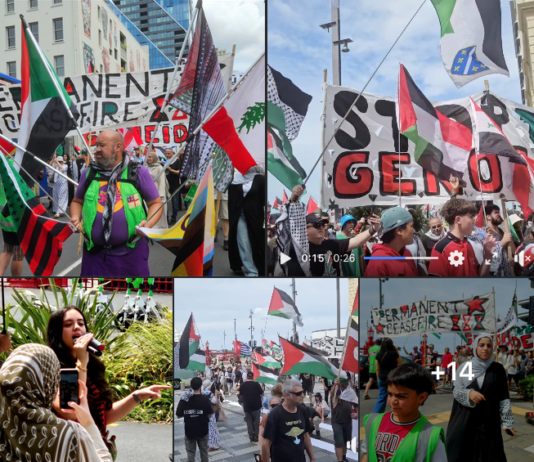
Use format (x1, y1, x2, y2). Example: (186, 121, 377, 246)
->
(448, 250, 465, 267)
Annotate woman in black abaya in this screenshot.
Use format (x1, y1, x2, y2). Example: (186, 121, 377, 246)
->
(446, 335, 515, 462)
(228, 166, 265, 276)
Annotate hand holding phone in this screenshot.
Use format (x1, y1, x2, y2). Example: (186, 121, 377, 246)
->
(60, 369, 79, 409)
(61, 377, 95, 429)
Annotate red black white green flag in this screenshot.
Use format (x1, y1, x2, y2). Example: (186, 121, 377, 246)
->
(16, 16, 79, 186)
(279, 337, 340, 380)
(397, 64, 472, 180)
(342, 318, 359, 374)
(254, 350, 281, 369)
(178, 314, 205, 371)
(268, 287, 303, 327)
(252, 363, 279, 386)
(0, 153, 74, 276)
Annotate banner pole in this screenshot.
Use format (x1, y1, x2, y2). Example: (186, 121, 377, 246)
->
(143, 3, 201, 165)
(303, 0, 427, 184)
(0, 134, 78, 186)
(20, 15, 95, 162)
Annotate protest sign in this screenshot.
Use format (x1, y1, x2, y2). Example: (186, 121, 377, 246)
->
(497, 324, 534, 351)
(371, 293, 496, 338)
(322, 84, 534, 208)
(0, 67, 189, 147)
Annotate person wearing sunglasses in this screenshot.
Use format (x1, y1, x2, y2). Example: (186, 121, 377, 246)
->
(291, 213, 379, 277)
(262, 379, 315, 462)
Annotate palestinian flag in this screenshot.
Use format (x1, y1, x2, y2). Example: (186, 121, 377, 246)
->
(470, 98, 527, 165)
(341, 318, 359, 374)
(282, 190, 288, 205)
(306, 197, 320, 215)
(252, 363, 279, 386)
(87, 60, 95, 74)
(301, 343, 328, 357)
(202, 54, 264, 174)
(0, 153, 74, 276)
(15, 16, 78, 186)
(270, 340, 281, 353)
(280, 337, 340, 380)
(268, 287, 303, 327)
(431, 0, 509, 88)
(475, 204, 485, 228)
(267, 65, 310, 190)
(267, 65, 312, 141)
(179, 314, 205, 371)
(272, 197, 280, 211)
(267, 126, 306, 191)
(398, 64, 472, 180)
(254, 350, 281, 369)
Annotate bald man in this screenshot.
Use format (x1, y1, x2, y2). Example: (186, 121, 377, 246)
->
(70, 130, 163, 276)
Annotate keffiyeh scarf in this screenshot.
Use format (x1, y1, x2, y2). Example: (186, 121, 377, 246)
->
(90, 156, 130, 245)
(276, 201, 310, 276)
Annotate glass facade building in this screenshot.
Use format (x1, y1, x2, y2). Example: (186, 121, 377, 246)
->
(110, 0, 190, 70)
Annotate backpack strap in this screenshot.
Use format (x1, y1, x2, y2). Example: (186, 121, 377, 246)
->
(81, 162, 142, 198)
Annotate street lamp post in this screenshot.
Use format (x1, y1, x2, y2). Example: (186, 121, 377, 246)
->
(320, 0, 352, 86)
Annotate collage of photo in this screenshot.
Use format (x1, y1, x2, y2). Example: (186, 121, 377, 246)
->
(1, 0, 534, 461)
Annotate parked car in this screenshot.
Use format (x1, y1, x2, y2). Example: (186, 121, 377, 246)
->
(359, 354, 412, 388)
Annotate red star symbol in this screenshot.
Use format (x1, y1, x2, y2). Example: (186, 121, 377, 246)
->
(376, 324, 384, 334)
(466, 296, 487, 315)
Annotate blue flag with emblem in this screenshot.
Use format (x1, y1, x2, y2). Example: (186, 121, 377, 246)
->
(431, 0, 509, 88)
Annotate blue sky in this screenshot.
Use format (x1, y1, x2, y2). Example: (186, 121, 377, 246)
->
(267, 0, 521, 205)
(174, 278, 350, 350)
(360, 278, 530, 353)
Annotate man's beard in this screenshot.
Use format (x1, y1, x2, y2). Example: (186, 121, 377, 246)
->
(491, 217, 504, 226)
(97, 152, 119, 168)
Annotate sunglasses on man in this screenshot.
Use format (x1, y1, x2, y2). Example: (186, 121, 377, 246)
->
(307, 220, 328, 230)
(431, 224, 442, 229)
(289, 390, 304, 396)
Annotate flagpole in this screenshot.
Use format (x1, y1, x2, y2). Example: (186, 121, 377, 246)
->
(0, 145, 73, 218)
(302, 0, 427, 184)
(19, 15, 95, 162)
(143, 1, 202, 165)
(136, 151, 215, 231)
(0, 144, 89, 241)
(0, 134, 78, 186)
(337, 312, 355, 380)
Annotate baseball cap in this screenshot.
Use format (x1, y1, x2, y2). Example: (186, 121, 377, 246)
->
(340, 214, 356, 229)
(306, 213, 326, 225)
(429, 344, 435, 348)
(380, 207, 413, 235)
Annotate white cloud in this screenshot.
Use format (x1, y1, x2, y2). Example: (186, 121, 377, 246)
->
(204, 0, 265, 71)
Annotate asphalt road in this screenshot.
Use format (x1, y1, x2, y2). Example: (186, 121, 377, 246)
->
(2, 198, 237, 277)
(174, 380, 358, 462)
(111, 420, 172, 462)
(360, 381, 534, 461)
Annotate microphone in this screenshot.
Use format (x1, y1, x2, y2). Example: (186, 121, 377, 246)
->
(74, 333, 105, 357)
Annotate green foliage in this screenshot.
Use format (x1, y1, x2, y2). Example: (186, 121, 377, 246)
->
(519, 375, 534, 401)
(105, 308, 173, 423)
(1, 279, 172, 424)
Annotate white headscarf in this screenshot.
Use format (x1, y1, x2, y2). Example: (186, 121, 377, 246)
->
(455, 335, 494, 389)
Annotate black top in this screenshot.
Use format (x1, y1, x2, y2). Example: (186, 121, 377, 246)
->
(376, 350, 400, 381)
(332, 396, 353, 424)
(175, 394, 213, 440)
(263, 404, 311, 462)
(446, 361, 509, 462)
(166, 158, 182, 191)
(288, 238, 351, 277)
(304, 404, 320, 421)
(238, 381, 264, 412)
(299, 374, 314, 390)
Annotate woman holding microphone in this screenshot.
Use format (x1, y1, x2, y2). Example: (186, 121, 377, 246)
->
(47, 306, 170, 457)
